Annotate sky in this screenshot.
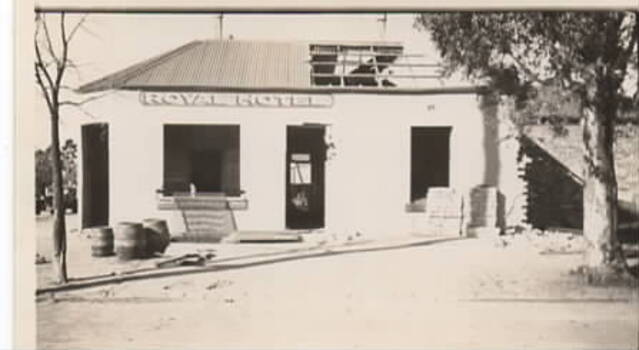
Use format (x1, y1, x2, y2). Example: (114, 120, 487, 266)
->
(34, 13, 442, 149)
(33, 12, 639, 150)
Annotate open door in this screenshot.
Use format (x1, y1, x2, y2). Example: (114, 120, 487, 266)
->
(286, 126, 325, 229)
(82, 123, 109, 228)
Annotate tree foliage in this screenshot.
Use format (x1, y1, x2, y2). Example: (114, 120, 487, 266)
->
(416, 12, 638, 278)
(61, 139, 78, 190)
(35, 148, 52, 197)
(416, 12, 637, 111)
(35, 138, 78, 197)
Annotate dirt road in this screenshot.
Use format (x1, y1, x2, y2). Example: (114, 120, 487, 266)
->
(37, 237, 638, 349)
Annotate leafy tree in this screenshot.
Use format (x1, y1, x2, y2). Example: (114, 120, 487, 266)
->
(61, 139, 78, 190)
(35, 148, 51, 196)
(416, 12, 638, 280)
(35, 138, 78, 198)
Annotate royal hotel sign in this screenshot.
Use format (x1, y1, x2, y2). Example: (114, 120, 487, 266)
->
(140, 92, 334, 108)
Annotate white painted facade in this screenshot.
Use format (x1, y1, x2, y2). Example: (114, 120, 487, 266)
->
(79, 90, 526, 238)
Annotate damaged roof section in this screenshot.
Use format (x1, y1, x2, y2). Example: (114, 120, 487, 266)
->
(308, 42, 440, 88)
(78, 39, 450, 94)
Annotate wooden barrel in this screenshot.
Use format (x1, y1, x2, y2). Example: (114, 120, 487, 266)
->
(114, 222, 147, 260)
(142, 218, 170, 255)
(85, 226, 114, 257)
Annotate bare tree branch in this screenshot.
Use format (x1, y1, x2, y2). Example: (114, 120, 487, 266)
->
(59, 90, 114, 107)
(65, 59, 85, 81)
(70, 105, 100, 120)
(35, 19, 57, 112)
(35, 64, 54, 113)
(66, 14, 88, 43)
(60, 12, 67, 47)
(40, 13, 60, 66)
(79, 22, 102, 40)
(41, 60, 56, 69)
(34, 10, 89, 285)
(54, 12, 68, 96)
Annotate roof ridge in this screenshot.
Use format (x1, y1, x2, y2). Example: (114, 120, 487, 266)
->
(77, 40, 203, 94)
(197, 38, 404, 46)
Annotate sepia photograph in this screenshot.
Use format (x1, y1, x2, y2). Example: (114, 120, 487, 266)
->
(12, 1, 639, 349)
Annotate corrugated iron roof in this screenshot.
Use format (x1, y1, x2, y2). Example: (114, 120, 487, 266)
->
(78, 40, 312, 93)
(77, 39, 487, 94)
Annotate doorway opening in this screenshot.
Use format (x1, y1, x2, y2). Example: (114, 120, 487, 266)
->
(286, 126, 326, 229)
(82, 123, 109, 228)
(410, 127, 451, 203)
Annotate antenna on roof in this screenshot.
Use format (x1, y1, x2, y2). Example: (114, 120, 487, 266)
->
(217, 13, 224, 40)
(377, 13, 388, 40)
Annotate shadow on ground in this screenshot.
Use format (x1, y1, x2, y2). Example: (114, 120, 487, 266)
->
(37, 236, 464, 297)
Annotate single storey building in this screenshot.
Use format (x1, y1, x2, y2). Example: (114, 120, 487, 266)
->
(76, 39, 525, 241)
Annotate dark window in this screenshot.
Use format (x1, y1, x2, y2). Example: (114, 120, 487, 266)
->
(163, 125, 240, 196)
(410, 127, 451, 202)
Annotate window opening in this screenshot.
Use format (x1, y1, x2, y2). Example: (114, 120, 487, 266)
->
(290, 153, 312, 185)
(163, 125, 240, 196)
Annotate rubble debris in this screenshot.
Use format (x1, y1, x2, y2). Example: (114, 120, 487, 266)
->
(497, 227, 588, 254)
(196, 249, 217, 260)
(36, 253, 50, 265)
(155, 253, 207, 268)
(205, 280, 233, 290)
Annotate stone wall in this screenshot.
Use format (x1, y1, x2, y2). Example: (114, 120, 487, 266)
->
(518, 124, 639, 232)
(518, 137, 583, 230)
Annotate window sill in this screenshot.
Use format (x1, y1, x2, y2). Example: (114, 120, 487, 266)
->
(157, 192, 248, 211)
(405, 202, 426, 213)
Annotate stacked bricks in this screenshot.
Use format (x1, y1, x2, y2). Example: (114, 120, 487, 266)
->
(465, 185, 503, 238)
(423, 187, 464, 236)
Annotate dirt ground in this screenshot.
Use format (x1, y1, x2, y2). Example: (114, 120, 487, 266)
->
(36, 215, 638, 349)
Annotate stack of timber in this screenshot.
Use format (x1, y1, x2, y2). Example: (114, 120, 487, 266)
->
(422, 187, 464, 236)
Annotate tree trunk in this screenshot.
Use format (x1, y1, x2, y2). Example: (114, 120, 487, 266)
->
(581, 104, 622, 273)
(50, 109, 68, 284)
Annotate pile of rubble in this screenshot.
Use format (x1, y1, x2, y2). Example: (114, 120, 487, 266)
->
(35, 253, 50, 265)
(497, 226, 588, 255)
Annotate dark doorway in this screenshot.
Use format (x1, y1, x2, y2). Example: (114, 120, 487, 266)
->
(82, 123, 109, 228)
(286, 126, 325, 229)
(410, 127, 451, 202)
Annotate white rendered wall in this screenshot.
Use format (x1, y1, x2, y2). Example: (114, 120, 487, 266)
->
(80, 91, 522, 237)
(323, 93, 497, 237)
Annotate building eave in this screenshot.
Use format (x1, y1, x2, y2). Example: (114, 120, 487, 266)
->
(116, 84, 489, 95)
